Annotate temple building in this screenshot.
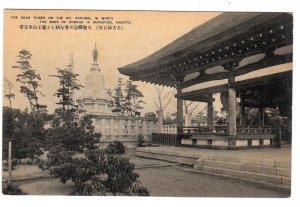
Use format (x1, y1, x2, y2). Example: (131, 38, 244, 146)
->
(118, 12, 293, 149)
(77, 44, 159, 147)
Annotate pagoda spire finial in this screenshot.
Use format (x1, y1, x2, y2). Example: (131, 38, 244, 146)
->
(92, 42, 99, 64)
(91, 43, 101, 72)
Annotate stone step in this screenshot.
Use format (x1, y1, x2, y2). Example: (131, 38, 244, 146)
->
(243, 164, 277, 175)
(209, 155, 290, 169)
(243, 164, 291, 177)
(202, 159, 291, 177)
(199, 166, 290, 186)
(136, 151, 195, 166)
(203, 160, 243, 171)
(210, 155, 241, 163)
(276, 167, 291, 177)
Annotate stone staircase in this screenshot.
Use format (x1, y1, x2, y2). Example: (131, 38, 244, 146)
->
(195, 155, 291, 188)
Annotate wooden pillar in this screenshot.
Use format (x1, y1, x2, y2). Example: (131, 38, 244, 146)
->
(176, 81, 184, 130)
(223, 61, 239, 136)
(228, 88, 237, 135)
(239, 93, 245, 127)
(207, 94, 213, 129)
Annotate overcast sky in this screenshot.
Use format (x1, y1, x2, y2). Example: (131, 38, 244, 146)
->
(3, 10, 221, 115)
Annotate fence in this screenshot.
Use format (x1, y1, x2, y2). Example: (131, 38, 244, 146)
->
(152, 133, 180, 146)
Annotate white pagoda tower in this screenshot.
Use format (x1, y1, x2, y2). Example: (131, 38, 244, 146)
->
(77, 43, 112, 115)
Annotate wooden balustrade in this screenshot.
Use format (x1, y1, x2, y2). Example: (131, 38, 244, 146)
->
(178, 126, 212, 134)
(176, 125, 274, 135)
(237, 126, 273, 134)
(152, 133, 180, 146)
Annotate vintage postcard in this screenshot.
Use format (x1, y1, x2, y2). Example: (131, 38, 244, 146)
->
(2, 9, 292, 197)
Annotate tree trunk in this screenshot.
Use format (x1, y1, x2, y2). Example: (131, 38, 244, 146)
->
(9, 98, 12, 108)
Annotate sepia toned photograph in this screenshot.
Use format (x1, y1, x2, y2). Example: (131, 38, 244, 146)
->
(2, 9, 292, 197)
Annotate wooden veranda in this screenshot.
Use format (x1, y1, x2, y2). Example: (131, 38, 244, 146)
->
(118, 12, 293, 149)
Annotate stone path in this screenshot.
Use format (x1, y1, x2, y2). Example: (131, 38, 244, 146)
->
(13, 161, 290, 197)
(137, 166, 290, 197)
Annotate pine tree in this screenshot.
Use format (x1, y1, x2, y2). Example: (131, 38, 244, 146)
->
(131, 83, 145, 114)
(124, 80, 134, 115)
(51, 68, 82, 122)
(124, 80, 145, 115)
(112, 78, 125, 112)
(12, 49, 47, 116)
(106, 88, 114, 106)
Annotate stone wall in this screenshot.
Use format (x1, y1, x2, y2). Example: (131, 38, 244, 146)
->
(88, 114, 159, 148)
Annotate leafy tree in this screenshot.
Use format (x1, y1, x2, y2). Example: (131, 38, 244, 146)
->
(12, 49, 46, 116)
(103, 154, 144, 195)
(265, 108, 290, 127)
(4, 79, 16, 108)
(105, 140, 126, 155)
(2, 107, 45, 162)
(39, 147, 149, 196)
(45, 115, 100, 152)
(2, 107, 15, 160)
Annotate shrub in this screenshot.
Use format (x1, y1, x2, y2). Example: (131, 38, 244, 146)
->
(105, 140, 125, 155)
(3, 184, 27, 195)
(45, 115, 101, 152)
(39, 147, 148, 196)
(137, 134, 145, 147)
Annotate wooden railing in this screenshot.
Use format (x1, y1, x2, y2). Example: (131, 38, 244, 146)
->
(178, 126, 211, 134)
(178, 125, 229, 135)
(237, 126, 273, 134)
(214, 125, 229, 134)
(152, 133, 180, 146)
(177, 125, 274, 135)
(153, 125, 278, 146)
